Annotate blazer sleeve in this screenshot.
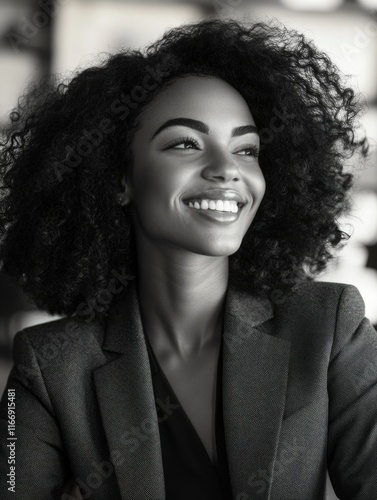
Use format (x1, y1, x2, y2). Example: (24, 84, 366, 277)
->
(0, 329, 74, 500)
(327, 284, 377, 500)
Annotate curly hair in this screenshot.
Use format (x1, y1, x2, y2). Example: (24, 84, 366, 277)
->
(0, 17, 369, 317)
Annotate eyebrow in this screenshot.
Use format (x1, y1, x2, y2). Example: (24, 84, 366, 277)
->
(149, 118, 259, 141)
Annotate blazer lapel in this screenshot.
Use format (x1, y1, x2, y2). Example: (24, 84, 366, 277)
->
(223, 279, 291, 500)
(93, 277, 291, 500)
(93, 278, 166, 500)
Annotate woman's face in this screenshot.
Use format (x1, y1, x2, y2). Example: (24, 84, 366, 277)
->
(125, 75, 266, 257)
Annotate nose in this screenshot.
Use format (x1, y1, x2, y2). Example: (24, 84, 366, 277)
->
(201, 147, 240, 182)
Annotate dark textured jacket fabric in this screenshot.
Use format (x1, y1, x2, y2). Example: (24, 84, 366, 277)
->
(0, 278, 377, 500)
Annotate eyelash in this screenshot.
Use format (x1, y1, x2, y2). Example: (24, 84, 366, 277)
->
(165, 136, 260, 157)
(166, 136, 200, 150)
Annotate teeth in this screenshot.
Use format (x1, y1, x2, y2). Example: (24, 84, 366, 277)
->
(187, 199, 240, 213)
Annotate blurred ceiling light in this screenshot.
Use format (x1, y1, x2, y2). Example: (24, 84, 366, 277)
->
(357, 0, 377, 9)
(281, 0, 343, 11)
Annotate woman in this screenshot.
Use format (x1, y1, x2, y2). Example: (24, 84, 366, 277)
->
(0, 17, 376, 500)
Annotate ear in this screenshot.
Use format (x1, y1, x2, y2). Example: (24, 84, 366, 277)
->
(116, 172, 132, 206)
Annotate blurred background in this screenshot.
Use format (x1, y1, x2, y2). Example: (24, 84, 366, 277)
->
(0, 1, 376, 498)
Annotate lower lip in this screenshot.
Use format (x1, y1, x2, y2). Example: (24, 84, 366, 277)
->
(183, 203, 243, 223)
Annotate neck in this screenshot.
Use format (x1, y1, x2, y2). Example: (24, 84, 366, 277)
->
(135, 241, 229, 360)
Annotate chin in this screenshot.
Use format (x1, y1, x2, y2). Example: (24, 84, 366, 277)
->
(189, 240, 242, 257)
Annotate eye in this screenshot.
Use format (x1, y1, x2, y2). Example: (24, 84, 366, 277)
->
(164, 136, 200, 150)
(235, 145, 260, 158)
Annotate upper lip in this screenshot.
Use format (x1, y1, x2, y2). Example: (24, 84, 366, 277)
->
(183, 189, 247, 205)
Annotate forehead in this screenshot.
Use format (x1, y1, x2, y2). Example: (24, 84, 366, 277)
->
(138, 75, 255, 127)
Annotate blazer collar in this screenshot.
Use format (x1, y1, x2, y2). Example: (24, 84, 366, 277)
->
(101, 276, 275, 352)
(93, 277, 290, 500)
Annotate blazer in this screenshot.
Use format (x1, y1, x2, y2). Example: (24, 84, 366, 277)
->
(0, 277, 377, 500)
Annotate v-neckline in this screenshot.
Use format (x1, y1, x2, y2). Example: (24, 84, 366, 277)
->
(144, 331, 223, 470)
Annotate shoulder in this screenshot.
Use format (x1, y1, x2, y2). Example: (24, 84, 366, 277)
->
(11, 313, 107, 376)
(272, 280, 366, 327)
(268, 281, 374, 364)
(275, 279, 363, 306)
(273, 279, 359, 301)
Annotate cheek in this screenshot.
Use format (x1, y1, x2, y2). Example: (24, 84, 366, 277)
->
(249, 169, 266, 203)
(241, 170, 266, 228)
(131, 155, 189, 209)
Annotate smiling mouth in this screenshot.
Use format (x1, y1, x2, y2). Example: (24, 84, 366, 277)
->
(182, 199, 245, 213)
(182, 199, 246, 223)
